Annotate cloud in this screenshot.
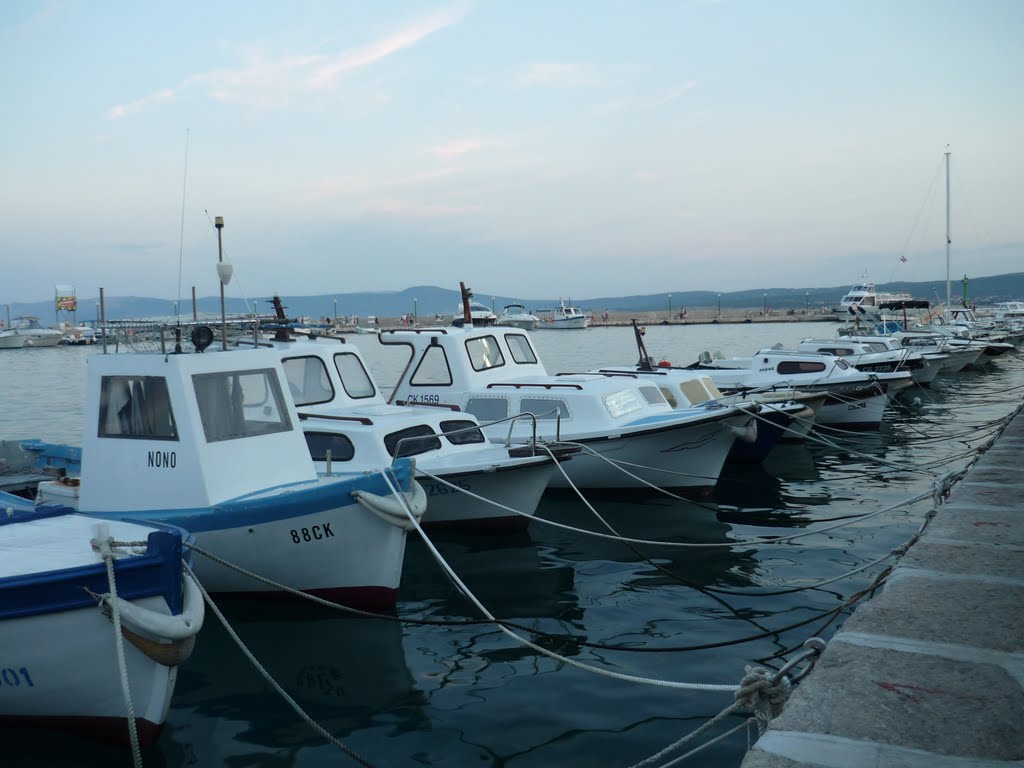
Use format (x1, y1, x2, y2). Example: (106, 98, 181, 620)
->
(520, 62, 593, 87)
(646, 80, 697, 107)
(106, 6, 465, 118)
(107, 87, 181, 119)
(309, 8, 464, 89)
(428, 138, 491, 159)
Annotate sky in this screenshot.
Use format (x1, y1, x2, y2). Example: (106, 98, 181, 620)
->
(2, 0, 1022, 305)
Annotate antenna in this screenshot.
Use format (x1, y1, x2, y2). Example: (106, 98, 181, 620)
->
(176, 129, 190, 326)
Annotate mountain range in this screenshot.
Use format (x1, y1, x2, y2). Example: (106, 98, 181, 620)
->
(6, 273, 1024, 323)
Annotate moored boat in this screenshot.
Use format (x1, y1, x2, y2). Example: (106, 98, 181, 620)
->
(39, 337, 425, 609)
(0, 499, 203, 744)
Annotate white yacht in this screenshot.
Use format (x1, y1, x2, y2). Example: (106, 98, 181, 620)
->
(7, 316, 64, 347)
(496, 304, 540, 331)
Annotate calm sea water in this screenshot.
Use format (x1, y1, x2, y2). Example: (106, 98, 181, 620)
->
(2, 322, 1022, 768)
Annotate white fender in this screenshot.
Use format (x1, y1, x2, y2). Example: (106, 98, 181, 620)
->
(352, 480, 427, 529)
(100, 570, 204, 641)
(729, 419, 758, 444)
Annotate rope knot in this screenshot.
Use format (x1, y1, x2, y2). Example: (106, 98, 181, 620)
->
(734, 665, 791, 734)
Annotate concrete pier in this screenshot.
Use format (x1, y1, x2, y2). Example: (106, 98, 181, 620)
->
(741, 408, 1024, 768)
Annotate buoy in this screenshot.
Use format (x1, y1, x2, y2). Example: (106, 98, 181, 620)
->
(658, 359, 672, 368)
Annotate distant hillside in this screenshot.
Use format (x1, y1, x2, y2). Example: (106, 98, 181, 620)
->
(6, 274, 1024, 323)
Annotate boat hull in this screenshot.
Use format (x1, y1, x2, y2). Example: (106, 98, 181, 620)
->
(417, 460, 554, 531)
(519, 414, 745, 492)
(77, 469, 417, 610)
(0, 597, 177, 744)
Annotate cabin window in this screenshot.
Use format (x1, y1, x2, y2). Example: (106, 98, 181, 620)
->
(835, 359, 851, 370)
(465, 336, 505, 372)
(464, 397, 509, 423)
(638, 386, 667, 406)
(506, 334, 538, 364)
(384, 425, 442, 458)
(282, 356, 334, 406)
(440, 419, 486, 445)
(864, 343, 888, 353)
(603, 389, 643, 418)
(816, 347, 855, 356)
(410, 345, 453, 386)
(192, 368, 292, 443)
(98, 376, 178, 440)
(303, 431, 355, 462)
(334, 353, 376, 398)
(520, 398, 570, 420)
(776, 361, 826, 375)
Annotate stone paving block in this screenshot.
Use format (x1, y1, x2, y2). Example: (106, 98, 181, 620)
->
(901, 539, 1024, 581)
(947, 480, 1024, 509)
(923, 504, 1024, 548)
(765, 644, 1024, 760)
(841, 574, 1024, 653)
(959, 462, 1024, 483)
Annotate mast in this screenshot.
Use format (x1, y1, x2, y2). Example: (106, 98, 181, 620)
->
(945, 149, 951, 312)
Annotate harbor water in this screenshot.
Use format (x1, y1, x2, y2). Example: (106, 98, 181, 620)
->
(2, 322, 1022, 767)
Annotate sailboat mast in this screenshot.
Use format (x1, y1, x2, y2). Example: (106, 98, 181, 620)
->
(945, 149, 951, 311)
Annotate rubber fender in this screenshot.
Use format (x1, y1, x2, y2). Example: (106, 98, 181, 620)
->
(729, 419, 758, 444)
(353, 480, 427, 528)
(100, 571, 204, 641)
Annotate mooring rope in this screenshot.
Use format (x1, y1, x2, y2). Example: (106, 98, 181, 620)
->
(92, 534, 143, 768)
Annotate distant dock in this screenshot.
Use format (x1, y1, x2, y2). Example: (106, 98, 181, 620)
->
(741, 406, 1024, 767)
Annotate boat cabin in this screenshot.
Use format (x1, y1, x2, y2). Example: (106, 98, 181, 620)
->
(77, 348, 320, 513)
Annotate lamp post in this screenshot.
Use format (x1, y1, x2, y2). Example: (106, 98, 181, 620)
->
(414, 297, 418, 324)
(668, 294, 672, 320)
(215, 216, 228, 350)
(717, 294, 722, 318)
(805, 291, 809, 313)
(333, 299, 337, 322)
(763, 293, 768, 317)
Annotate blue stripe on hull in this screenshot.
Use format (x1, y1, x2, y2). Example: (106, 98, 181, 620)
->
(80, 460, 414, 533)
(0, 527, 186, 620)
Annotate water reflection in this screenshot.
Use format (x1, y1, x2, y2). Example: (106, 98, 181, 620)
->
(164, 603, 421, 763)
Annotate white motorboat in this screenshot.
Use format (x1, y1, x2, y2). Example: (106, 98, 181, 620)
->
(495, 304, 540, 331)
(452, 300, 498, 327)
(0, 499, 203, 744)
(7, 316, 64, 347)
(40, 336, 424, 610)
(836, 275, 915, 315)
(797, 338, 942, 386)
(590, 323, 820, 452)
(0, 328, 26, 349)
(687, 347, 912, 429)
(534, 301, 591, 329)
(242, 300, 571, 530)
(380, 294, 757, 493)
(822, 335, 947, 386)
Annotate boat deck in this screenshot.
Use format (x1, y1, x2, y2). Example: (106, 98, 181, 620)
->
(741, 407, 1024, 767)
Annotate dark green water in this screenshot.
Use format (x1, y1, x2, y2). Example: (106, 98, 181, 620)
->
(3, 324, 1022, 767)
